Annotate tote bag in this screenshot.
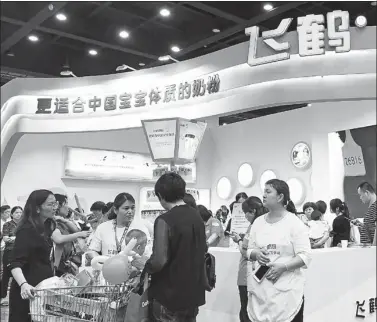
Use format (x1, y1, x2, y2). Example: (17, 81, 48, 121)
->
(342, 130, 366, 177)
(124, 272, 150, 322)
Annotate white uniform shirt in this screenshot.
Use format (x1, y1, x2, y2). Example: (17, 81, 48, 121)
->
(89, 219, 151, 257)
(246, 213, 311, 322)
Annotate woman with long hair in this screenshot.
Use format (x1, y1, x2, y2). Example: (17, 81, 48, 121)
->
(9, 190, 58, 322)
(230, 197, 268, 322)
(1, 206, 23, 301)
(246, 179, 311, 322)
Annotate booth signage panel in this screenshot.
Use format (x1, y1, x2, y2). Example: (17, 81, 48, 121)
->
(63, 146, 196, 183)
(246, 10, 357, 67)
(230, 203, 250, 235)
(142, 119, 177, 160)
(177, 120, 207, 160)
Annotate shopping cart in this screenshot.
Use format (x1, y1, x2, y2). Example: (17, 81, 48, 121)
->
(29, 283, 134, 322)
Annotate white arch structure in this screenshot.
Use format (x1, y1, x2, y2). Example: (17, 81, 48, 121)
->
(1, 27, 376, 184)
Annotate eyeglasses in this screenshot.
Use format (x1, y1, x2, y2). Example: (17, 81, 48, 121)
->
(45, 202, 59, 208)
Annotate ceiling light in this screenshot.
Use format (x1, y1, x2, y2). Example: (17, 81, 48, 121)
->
(6, 52, 15, 57)
(371, 1, 376, 6)
(139, 63, 145, 66)
(355, 15, 368, 28)
(212, 28, 220, 33)
(158, 55, 170, 61)
(263, 4, 274, 11)
(56, 13, 67, 21)
(88, 49, 98, 56)
(171, 46, 180, 53)
(28, 35, 39, 42)
(119, 30, 129, 39)
(160, 8, 171, 17)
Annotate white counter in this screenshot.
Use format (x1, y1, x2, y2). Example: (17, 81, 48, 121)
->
(198, 247, 376, 322)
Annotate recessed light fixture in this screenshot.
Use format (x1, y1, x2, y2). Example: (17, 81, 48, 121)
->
(355, 15, 368, 28)
(28, 35, 39, 42)
(158, 55, 170, 61)
(263, 3, 274, 11)
(88, 49, 98, 56)
(56, 13, 67, 21)
(160, 8, 171, 17)
(6, 52, 15, 57)
(212, 28, 220, 33)
(371, 1, 376, 6)
(119, 30, 129, 39)
(171, 45, 180, 53)
(139, 62, 145, 66)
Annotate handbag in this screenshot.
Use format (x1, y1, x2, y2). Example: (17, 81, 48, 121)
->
(124, 271, 150, 322)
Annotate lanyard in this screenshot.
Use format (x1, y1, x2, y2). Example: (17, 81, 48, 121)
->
(113, 220, 129, 253)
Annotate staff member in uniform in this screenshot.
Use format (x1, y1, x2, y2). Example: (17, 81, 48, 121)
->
(198, 205, 224, 247)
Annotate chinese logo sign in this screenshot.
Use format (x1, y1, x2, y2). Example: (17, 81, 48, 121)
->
(35, 74, 220, 114)
(245, 10, 355, 66)
(356, 297, 376, 319)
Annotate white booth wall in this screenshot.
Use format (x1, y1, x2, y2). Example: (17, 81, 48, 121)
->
(209, 99, 377, 211)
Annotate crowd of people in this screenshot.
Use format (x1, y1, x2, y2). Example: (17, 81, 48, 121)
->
(0, 174, 375, 322)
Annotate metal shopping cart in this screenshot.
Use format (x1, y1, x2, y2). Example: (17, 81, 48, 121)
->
(29, 283, 134, 322)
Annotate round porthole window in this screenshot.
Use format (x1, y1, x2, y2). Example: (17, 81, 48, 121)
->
(217, 177, 232, 200)
(260, 170, 277, 192)
(287, 178, 306, 205)
(238, 163, 254, 187)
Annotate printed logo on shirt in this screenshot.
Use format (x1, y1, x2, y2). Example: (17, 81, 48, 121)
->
(141, 300, 149, 308)
(266, 244, 281, 256)
(212, 222, 220, 227)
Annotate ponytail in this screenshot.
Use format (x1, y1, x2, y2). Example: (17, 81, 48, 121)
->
(107, 206, 117, 220)
(339, 202, 350, 218)
(286, 200, 297, 215)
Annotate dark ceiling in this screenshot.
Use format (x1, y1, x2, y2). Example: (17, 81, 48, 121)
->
(1, 1, 376, 85)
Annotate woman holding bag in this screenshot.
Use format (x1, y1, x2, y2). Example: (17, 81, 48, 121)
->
(9, 190, 57, 322)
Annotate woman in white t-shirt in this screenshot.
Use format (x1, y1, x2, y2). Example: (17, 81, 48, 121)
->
(246, 179, 311, 322)
(88, 193, 151, 261)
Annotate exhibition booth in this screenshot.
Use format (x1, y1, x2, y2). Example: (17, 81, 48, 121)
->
(1, 9, 376, 322)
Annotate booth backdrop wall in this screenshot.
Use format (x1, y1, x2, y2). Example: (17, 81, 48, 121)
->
(1, 127, 215, 212)
(209, 100, 376, 212)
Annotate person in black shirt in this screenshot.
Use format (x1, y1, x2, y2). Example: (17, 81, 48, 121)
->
(1, 206, 23, 300)
(330, 199, 351, 247)
(9, 190, 57, 322)
(145, 172, 207, 322)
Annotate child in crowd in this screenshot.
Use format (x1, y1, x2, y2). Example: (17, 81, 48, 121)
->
(125, 229, 150, 274)
(308, 210, 330, 248)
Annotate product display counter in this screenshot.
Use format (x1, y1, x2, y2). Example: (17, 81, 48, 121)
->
(198, 247, 376, 322)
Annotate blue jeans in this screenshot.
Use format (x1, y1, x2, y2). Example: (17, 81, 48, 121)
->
(150, 299, 198, 322)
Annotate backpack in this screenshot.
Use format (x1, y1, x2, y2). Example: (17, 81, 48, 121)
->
(203, 252, 216, 292)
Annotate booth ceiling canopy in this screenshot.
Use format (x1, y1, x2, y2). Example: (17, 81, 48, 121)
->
(1, 1, 376, 82)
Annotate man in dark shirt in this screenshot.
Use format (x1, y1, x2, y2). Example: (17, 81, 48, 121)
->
(145, 172, 207, 322)
(355, 182, 377, 244)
